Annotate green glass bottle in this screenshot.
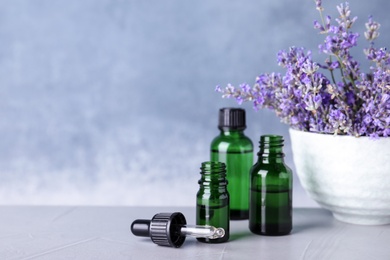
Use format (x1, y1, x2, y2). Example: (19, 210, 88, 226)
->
(211, 108, 253, 220)
(196, 161, 229, 243)
(249, 135, 292, 236)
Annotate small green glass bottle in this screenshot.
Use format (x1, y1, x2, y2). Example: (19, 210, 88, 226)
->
(210, 108, 253, 220)
(249, 135, 292, 236)
(196, 161, 229, 243)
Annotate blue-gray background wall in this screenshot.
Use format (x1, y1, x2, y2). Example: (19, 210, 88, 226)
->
(1, 0, 388, 206)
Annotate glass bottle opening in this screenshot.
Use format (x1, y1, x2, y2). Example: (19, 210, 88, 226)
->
(199, 161, 228, 186)
(260, 135, 284, 148)
(201, 161, 226, 172)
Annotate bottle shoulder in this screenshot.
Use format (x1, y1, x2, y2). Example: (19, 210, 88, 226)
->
(197, 189, 229, 200)
(211, 134, 253, 152)
(250, 161, 293, 176)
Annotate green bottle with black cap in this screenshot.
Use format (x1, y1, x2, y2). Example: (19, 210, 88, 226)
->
(210, 108, 253, 220)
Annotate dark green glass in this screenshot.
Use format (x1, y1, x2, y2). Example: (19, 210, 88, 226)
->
(249, 135, 292, 236)
(211, 108, 253, 220)
(196, 161, 229, 243)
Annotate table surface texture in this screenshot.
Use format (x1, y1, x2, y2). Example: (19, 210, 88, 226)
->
(0, 206, 389, 260)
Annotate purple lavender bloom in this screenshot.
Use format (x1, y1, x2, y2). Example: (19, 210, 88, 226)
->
(314, 15, 331, 33)
(314, 20, 323, 31)
(346, 91, 356, 106)
(369, 132, 379, 139)
(315, 0, 323, 11)
(216, 1, 390, 138)
(337, 2, 350, 18)
(384, 128, 390, 137)
(240, 83, 251, 93)
(365, 15, 380, 42)
(341, 33, 359, 49)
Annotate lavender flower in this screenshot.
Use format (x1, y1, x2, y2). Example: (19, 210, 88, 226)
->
(216, 2, 390, 138)
(315, 0, 323, 11)
(364, 16, 380, 43)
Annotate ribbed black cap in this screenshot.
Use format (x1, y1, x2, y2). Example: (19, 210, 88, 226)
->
(218, 108, 246, 130)
(131, 212, 187, 248)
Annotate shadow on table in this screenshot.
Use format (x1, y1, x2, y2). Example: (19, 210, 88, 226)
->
(229, 231, 253, 241)
(291, 208, 333, 234)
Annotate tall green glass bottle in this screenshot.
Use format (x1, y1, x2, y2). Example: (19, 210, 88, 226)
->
(210, 108, 253, 220)
(249, 135, 292, 236)
(196, 161, 229, 243)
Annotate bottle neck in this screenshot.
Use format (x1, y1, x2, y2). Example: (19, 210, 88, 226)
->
(199, 161, 228, 189)
(257, 135, 285, 164)
(219, 128, 245, 137)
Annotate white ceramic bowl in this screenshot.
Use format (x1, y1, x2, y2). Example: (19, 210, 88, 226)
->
(289, 128, 390, 225)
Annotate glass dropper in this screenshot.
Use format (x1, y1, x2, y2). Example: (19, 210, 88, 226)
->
(180, 225, 225, 239)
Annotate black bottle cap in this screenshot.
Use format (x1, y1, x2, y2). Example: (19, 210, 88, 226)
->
(131, 212, 187, 248)
(218, 108, 246, 130)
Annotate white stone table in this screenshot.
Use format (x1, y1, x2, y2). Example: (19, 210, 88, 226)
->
(0, 206, 389, 259)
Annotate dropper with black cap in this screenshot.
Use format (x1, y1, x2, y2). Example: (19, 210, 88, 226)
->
(131, 212, 225, 248)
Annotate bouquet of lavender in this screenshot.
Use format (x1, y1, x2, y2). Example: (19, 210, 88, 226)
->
(216, 1, 390, 138)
